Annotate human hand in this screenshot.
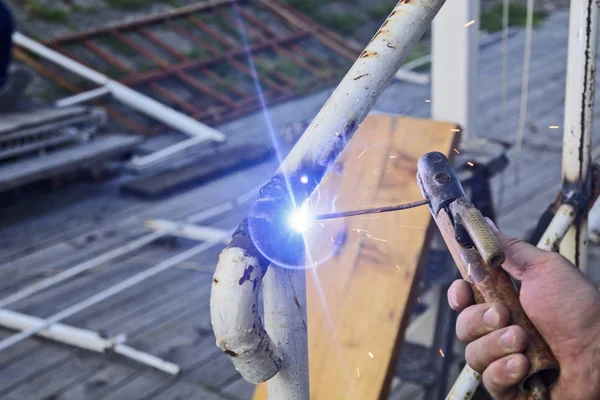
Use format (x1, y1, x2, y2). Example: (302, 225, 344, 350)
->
(447, 224, 600, 399)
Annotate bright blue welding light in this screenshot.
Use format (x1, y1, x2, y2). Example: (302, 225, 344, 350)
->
(288, 204, 313, 233)
(300, 175, 309, 184)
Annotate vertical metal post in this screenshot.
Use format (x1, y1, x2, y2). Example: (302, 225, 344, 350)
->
(559, 0, 599, 273)
(431, 0, 479, 137)
(262, 267, 309, 399)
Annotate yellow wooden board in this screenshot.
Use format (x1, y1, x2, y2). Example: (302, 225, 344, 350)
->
(254, 114, 459, 399)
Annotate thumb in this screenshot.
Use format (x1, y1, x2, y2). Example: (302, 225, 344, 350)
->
(485, 218, 568, 281)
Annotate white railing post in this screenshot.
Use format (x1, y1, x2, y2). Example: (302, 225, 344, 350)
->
(559, 0, 600, 273)
(431, 0, 479, 137)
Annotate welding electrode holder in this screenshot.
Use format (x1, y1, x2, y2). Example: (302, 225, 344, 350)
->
(416, 152, 560, 397)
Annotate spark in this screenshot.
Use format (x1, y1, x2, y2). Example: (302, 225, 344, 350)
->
(467, 161, 474, 167)
(417, 296, 420, 303)
(330, 237, 335, 243)
(549, 125, 560, 129)
(464, 20, 475, 27)
(425, 99, 431, 103)
(356, 368, 361, 378)
(395, 264, 401, 270)
(398, 224, 427, 230)
(439, 349, 445, 357)
(322, 176, 330, 185)
(451, 128, 461, 132)
(335, 131, 340, 137)
(386, 169, 391, 173)
(320, 223, 325, 228)
(389, 155, 397, 159)
(372, 237, 387, 242)
(353, 228, 368, 233)
(366, 233, 372, 238)
(453, 148, 460, 154)
(357, 149, 367, 159)
(314, 261, 317, 269)
(300, 175, 309, 184)
(373, 168, 379, 174)
(468, 263, 471, 276)
(368, 352, 374, 358)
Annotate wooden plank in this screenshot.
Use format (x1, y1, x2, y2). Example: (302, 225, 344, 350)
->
(0, 107, 89, 135)
(150, 380, 224, 400)
(121, 144, 274, 198)
(253, 114, 458, 400)
(2, 353, 106, 399)
(49, 363, 138, 400)
(0, 134, 142, 192)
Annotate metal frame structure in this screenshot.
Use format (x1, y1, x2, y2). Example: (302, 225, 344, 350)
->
(14, 0, 357, 135)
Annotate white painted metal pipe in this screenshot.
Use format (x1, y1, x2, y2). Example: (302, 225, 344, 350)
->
(559, 0, 599, 273)
(13, 32, 225, 142)
(446, 364, 481, 400)
(431, 0, 479, 138)
(262, 264, 308, 399)
(55, 86, 111, 108)
(211, 0, 447, 397)
(0, 309, 180, 375)
(0, 240, 222, 352)
(144, 219, 231, 243)
(128, 136, 213, 172)
(536, 204, 576, 252)
(0, 231, 164, 309)
(0, 191, 246, 310)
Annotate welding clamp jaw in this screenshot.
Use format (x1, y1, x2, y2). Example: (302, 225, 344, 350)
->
(416, 152, 505, 268)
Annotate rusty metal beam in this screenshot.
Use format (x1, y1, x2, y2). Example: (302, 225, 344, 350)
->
(121, 32, 309, 87)
(134, 28, 238, 108)
(13, 48, 144, 133)
(232, 8, 331, 77)
(46, 0, 239, 45)
(185, 15, 291, 94)
(80, 39, 202, 114)
(236, 7, 332, 73)
(258, 0, 359, 61)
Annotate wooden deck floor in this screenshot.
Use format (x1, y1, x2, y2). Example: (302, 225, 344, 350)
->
(0, 9, 598, 400)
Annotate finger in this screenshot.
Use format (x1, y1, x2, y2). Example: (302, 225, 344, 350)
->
(485, 218, 567, 281)
(482, 354, 529, 400)
(455, 303, 510, 343)
(448, 280, 473, 311)
(465, 325, 528, 373)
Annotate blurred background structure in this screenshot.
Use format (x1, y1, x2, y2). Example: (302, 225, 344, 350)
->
(0, 0, 597, 399)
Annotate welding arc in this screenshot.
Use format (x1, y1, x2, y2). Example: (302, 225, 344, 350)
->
(314, 199, 430, 221)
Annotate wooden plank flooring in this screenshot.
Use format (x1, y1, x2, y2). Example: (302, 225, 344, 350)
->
(0, 9, 598, 400)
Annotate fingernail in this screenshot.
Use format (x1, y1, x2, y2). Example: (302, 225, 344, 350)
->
(485, 217, 499, 232)
(500, 330, 516, 349)
(450, 288, 459, 309)
(506, 356, 518, 373)
(483, 307, 500, 327)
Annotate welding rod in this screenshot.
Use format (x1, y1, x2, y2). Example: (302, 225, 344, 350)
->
(314, 199, 430, 220)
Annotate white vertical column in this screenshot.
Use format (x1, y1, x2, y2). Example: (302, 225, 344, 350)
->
(431, 0, 480, 137)
(559, 0, 600, 273)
